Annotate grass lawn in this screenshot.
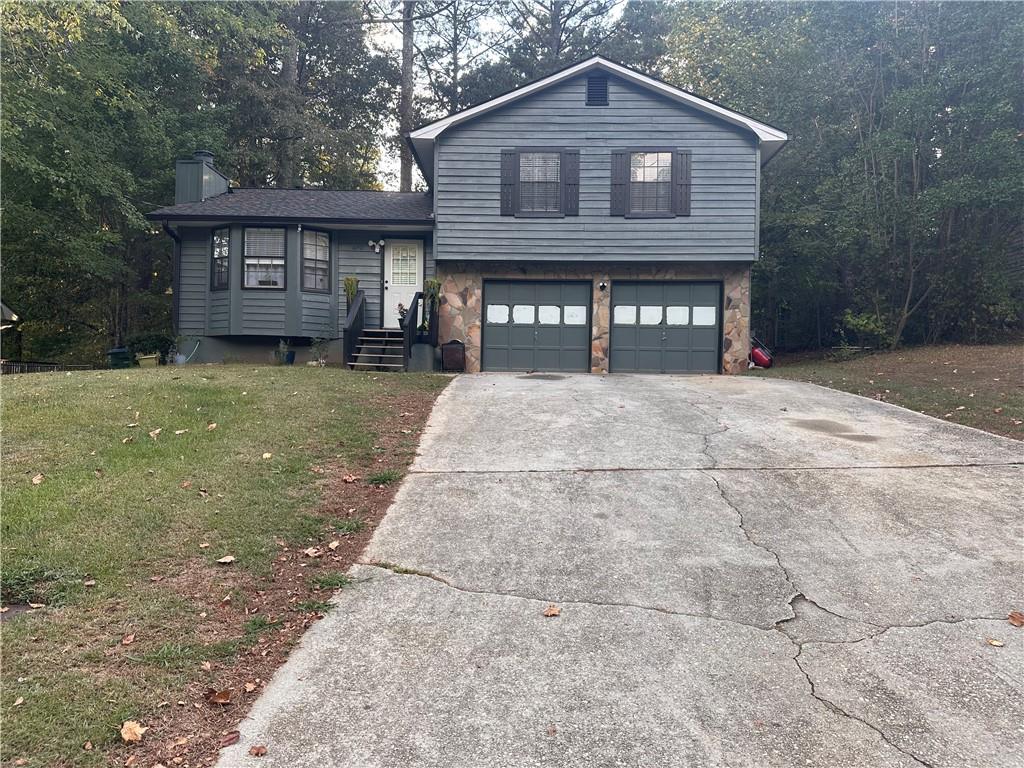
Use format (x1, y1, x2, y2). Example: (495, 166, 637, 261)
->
(753, 342, 1024, 440)
(1, 365, 449, 767)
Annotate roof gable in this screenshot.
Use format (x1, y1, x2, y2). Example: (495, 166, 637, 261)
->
(408, 57, 788, 184)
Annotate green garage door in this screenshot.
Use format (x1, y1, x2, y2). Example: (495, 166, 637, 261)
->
(482, 280, 591, 372)
(610, 282, 721, 373)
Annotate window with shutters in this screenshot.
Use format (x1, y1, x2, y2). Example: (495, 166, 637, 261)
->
(243, 227, 286, 289)
(611, 148, 691, 219)
(211, 228, 229, 290)
(519, 152, 561, 214)
(629, 152, 673, 214)
(501, 148, 579, 217)
(301, 229, 330, 292)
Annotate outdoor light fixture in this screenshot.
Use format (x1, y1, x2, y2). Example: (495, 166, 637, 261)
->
(368, 238, 386, 253)
(599, 281, 608, 291)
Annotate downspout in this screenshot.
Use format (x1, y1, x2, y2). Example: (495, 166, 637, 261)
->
(162, 220, 182, 337)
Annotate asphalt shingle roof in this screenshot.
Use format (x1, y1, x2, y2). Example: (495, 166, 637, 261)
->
(146, 188, 433, 224)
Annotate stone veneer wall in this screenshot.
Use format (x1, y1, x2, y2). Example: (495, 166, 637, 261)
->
(436, 261, 752, 374)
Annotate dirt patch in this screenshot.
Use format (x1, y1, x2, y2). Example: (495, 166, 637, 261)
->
(108, 385, 441, 768)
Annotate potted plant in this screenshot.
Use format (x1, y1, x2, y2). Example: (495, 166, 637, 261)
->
(343, 276, 359, 307)
(311, 337, 329, 367)
(274, 338, 296, 365)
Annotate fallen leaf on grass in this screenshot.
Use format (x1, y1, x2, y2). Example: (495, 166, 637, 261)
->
(219, 731, 240, 748)
(205, 688, 234, 705)
(302, 547, 321, 558)
(207, 422, 218, 431)
(148, 428, 162, 440)
(994, 407, 1004, 414)
(198, 488, 209, 498)
(83, 741, 93, 751)
(987, 638, 1005, 647)
(542, 604, 561, 618)
(217, 555, 236, 565)
(343, 474, 359, 483)
(261, 452, 273, 460)
(149, 575, 164, 582)
(1008, 611, 1024, 627)
(13, 697, 24, 706)
(93, 468, 103, 478)
(174, 429, 189, 435)
(244, 682, 258, 693)
(120, 720, 148, 743)
(327, 540, 340, 551)
(31, 474, 44, 485)
(126, 422, 139, 428)
(122, 436, 135, 444)
(83, 579, 96, 587)
(180, 480, 192, 489)
(199, 542, 210, 549)
(201, 661, 212, 672)
(28, 603, 45, 609)
(249, 746, 268, 757)
(121, 633, 135, 646)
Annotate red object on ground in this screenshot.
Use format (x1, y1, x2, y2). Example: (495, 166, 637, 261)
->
(750, 342, 773, 368)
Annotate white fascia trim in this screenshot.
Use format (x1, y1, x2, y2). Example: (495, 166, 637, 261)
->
(409, 57, 788, 146)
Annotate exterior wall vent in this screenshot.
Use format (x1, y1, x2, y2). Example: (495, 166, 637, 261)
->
(586, 74, 608, 106)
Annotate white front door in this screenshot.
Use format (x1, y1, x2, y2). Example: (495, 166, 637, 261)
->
(383, 240, 424, 328)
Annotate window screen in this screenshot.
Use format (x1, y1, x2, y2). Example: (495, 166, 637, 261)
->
(302, 230, 330, 292)
(211, 228, 229, 290)
(244, 228, 286, 288)
(519, 152, 561, 213)
(629, 152, 672, 214)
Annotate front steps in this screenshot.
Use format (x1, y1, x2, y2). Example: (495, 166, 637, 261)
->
(350, 328, 405, 371)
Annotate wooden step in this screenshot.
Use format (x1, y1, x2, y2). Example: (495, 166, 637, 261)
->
(361, 329, 403, 336)
(356, 353, 404, 360)
(350, 362, 405, 369)
(358, 336, 404, 344)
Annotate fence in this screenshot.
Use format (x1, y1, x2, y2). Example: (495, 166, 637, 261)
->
(1, 360, 94, 375)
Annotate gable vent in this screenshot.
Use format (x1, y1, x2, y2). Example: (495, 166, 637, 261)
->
(586, 74, 608, 106)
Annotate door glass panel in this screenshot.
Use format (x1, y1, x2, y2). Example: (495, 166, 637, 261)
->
(692, 306, 717, 326)
(486, 304, 509, 324)
(639, 306, 663, 325)
(563, 305, 586, 325)
(512, 305, 535, 324)
(666, 306, 689, 326)
(390, 245, 418, 285)
(613, 305, 637, 324)
(537, 305, 560, 325)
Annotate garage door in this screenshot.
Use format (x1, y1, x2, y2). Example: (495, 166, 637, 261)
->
(482, 280, 591, 372)
(610, 282, 721, 373)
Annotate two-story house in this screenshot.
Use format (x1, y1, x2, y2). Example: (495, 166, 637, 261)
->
(147, 57, 786, 374)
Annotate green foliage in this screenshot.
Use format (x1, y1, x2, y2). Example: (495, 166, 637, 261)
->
(313, 572, 351, 590)
(344, 276, 360, 306)
(126, 332, 174, 360)
(366, 468, 403, 486)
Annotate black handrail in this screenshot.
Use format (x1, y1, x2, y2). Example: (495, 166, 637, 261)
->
(342, 290, 365, 367)
(400, 291, 423, 369)
(416, 296, 439, 347)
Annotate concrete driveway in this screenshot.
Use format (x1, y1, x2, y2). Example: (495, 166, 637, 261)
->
(220, 374, 1023, 768)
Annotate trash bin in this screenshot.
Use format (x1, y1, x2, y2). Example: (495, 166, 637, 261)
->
(441, 340, 465, 372)
(106, 347, 133, 369)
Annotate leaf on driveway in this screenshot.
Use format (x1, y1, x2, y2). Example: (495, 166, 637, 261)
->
(249, 745, 268, 757)
(217, 555, 236, 565)
(31, 474, 44, 485)
(986, 638, 1004, 647)
(542, 604, 561, 618)
(120, 720, 147, 742)
(219, 731, 240, 748)
(1008, 610, 1024, 627)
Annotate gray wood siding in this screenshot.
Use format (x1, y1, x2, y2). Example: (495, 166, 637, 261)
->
(434, 76, 758, 262)
(178, 228, 208, 333)
(301, 292, 334, 337)
(241, 292, 286, 335)
(208, 292, 230, 335)
(336, 233, 433, 332)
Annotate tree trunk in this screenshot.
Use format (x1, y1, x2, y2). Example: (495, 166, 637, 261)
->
(547, 1, 563, 65)
(399, 0, 417, 192)
(278, 26, 300, 188)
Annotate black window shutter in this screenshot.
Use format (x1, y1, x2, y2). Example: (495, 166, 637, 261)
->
(562, 150, 580, 216)
(610, 150, 627, 216)
(500, 149, 517, 215)
(674, 150, 692, 216)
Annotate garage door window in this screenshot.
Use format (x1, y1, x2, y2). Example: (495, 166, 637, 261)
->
(639, 306, 663, 325)
(512, 305, 535, 324)
(666, 306, 689, 325)
(613, 305, 637, 324)
(486, 304, 509, 324)
(563, 306, 587, 325)
(537, 305, 560, 324)
(692, 306, 717, 326)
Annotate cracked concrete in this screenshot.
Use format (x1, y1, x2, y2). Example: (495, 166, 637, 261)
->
(219, 374, 1023, 767)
